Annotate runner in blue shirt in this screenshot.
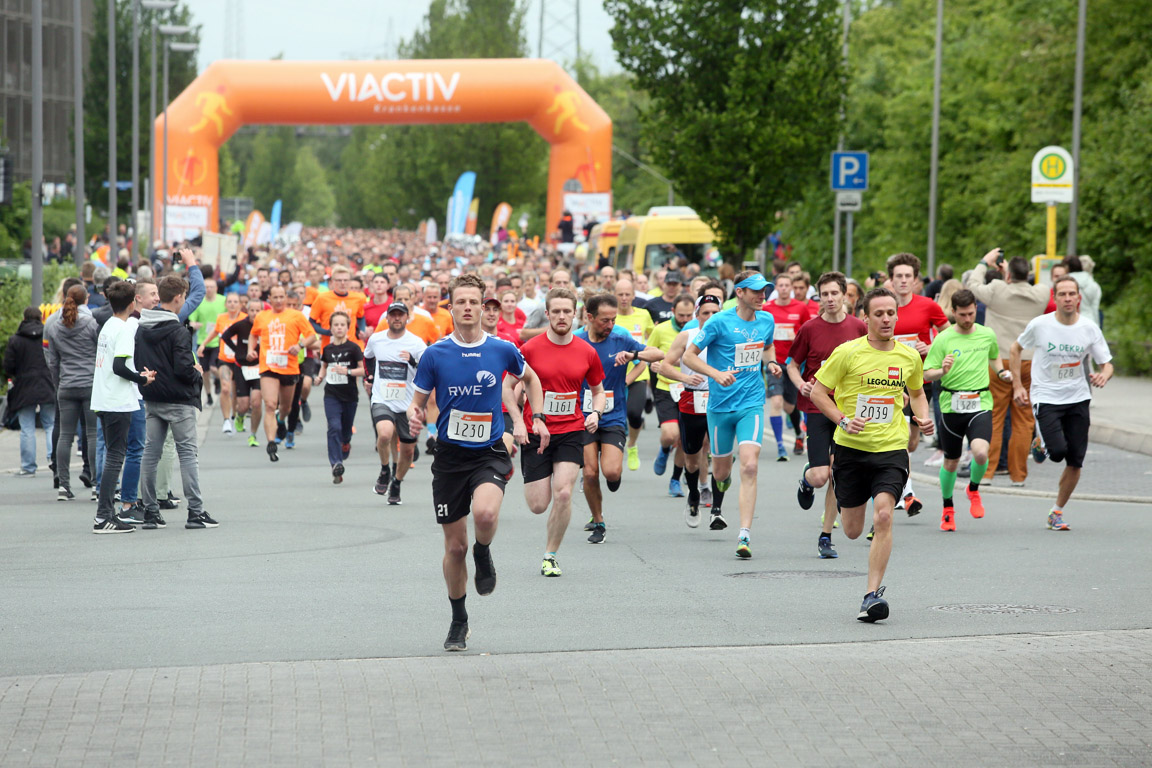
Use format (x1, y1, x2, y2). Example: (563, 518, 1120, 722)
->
(575, 292, 665, 543)
(409, 274, 548, 652)
(682, 270, 782, 560)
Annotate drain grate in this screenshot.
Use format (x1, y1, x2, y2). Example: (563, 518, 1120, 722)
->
(930, 604, 1078, 615)
(727, 570, 867, 580)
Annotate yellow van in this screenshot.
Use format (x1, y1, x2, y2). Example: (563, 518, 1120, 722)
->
(613, 214, 717, 275)
(587, 220, 624, 268)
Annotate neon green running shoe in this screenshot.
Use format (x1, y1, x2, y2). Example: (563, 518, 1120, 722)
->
(234, 413, 246, 432)
(736, 536, 751, 559)
(627, 446, 640, 471)
(247, 434, 259, 448)
(541, 555, 562, 577)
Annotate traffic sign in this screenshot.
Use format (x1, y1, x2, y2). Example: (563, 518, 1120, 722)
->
(836, 192, 862, 212)
(831, 151, 869, 191)
(1031, 145, 1074, 204)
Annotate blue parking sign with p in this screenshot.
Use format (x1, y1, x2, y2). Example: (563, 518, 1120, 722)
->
(830, 151, 868, 191)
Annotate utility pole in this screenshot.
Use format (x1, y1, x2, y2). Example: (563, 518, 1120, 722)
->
(108, 0, 117, 246)
(833, 0, 850, 273)
(926, 0, 944, 277)
(131, 0, 140, 257)
(31, 0, 44, 305)
(73, 0, 85, 263)
(1067, 0, 1087, 257)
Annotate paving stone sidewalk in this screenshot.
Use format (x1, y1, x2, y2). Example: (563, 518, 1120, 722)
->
(1, 629, 1149, 768)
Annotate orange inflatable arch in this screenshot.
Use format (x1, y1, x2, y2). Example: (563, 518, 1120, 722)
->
(151, 59, 612, 242)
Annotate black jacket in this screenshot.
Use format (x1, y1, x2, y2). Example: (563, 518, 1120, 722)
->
(135, 308, 203, 409)
(2, 319, 56, 411)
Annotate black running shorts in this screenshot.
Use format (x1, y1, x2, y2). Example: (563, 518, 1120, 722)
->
(678, 412, 709, 456)
(229, 362, 256, 398)
(583, 424, 626, 452)
(653, 388, 680, 425)
(1034, 400, 1090, 469)
(431, 442, 513, 525)
(831, 445, 909, 509)
(521, 430, 585, 483)
(805, 411, 836, 468)
(260, 371, 300, 386)
(939, 410, 993, 460)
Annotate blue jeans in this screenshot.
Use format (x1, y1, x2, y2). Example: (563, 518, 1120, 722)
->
(17, 403, 56, 473)
(120, 403, 146, 504)
(95, 420, 106, 484)
(324, 396, 358, 466)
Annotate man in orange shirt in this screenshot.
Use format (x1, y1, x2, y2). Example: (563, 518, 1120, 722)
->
(422, 283, 454, 339)
(309, 266, 368, 349)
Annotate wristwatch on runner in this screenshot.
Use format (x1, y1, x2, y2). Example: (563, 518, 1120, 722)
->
(838, 416, 851, 432)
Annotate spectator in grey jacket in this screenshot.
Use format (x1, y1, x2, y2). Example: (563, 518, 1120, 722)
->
(45, 285, 99, 501)
(1065, 255, 1102, 328)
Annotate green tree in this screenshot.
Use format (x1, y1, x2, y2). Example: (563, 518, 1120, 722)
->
(605, 0, 844, 257)
(82, 0, 200, 228)
(242, 127, 298, 216)
(218, 142, 240, 198)
(287, 147, 336, 226)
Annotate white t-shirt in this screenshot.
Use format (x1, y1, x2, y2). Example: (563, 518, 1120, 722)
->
(91, 316, 141, 413)
(364, 329, 427, 412)
(1017, 313, 1111, 405)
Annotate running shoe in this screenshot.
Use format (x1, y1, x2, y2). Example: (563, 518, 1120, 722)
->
(206, 391, 213, 406)
(776, 444, 789, 462)
(700, 487, 713, 508)
(302, 400, 312, 423)
(627, 445, 640, 471)
(797, 464, 815, 510)
(222, 419, 233, 434)
(940, 506, 956, 532)
(285, 431, 296, 449)
(93, 517, 135, 534)
(1047, 511, 1070, 531)
(653, 446, 670, 476)
(818, 535, 838, 559)
(332, 463, 345, 485)
(90, 488, 98, 501)
(116, 507, 144, 526)
(15, 469, 35, 478)
(1031, 436, 1047, 463)
(57, 487, 74, 501)
(904, 494, 923, 517)
(587, 523, 606, 544)
(248, 434, 259, 447)
(267, 441, 279, 462)
(295, 422, 304, 436)
(866, 525, 874, 541)
(685, 504, 700, 528)
(473, 543, 497, 595)
(170, 492, 185, 505)
(541, 555, 562, 577)
(668, 478, 684, 497)
(793, 436, 804, 455)
(276, 417, 287, 441)
(374, 469, 390, 496)
(709, 512, 728, 531)
(342, 442, 351, 460)
(185, 512, 220, 529)
(444, 620, 469, 652)
(214, 378, 221, 395)
(966, 487, 985, 518)
(923, 449, 945, 467)
(857, 586, 889, 622)
(142, 511, 166, 529)
(387, 478, 402, 505)
(584, 518, 596, 532)
(736, 536, 751, 559)
(234, 413, 246, 431)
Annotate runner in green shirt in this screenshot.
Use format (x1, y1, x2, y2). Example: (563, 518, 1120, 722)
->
(923, 289, 1012, 531)
(189, 278, 228, 406)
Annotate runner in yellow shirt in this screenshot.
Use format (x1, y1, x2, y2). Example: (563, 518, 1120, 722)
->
(613, 278, 655, 474)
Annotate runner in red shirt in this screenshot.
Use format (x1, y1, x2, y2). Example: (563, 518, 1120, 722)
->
(788, 272, 866, 559)
(762, 273, 811, 459)
(362, 273, 392, 330)
(888, 252, 950, 516)
(515, 287, 606, 578)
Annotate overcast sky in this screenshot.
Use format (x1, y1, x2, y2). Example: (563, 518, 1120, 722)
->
(190, 0, 619, 73)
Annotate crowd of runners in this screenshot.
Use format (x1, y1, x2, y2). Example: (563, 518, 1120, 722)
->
(9, 226, 1114, 650)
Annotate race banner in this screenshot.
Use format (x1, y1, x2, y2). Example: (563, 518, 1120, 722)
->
(464, 197, 480, 235)
(449, 171, 476, 235)
(489, 202, 512, 244)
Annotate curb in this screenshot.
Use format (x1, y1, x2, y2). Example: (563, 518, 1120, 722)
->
(1089, 419, 1152, 457)
(908, 470, 1151, 505)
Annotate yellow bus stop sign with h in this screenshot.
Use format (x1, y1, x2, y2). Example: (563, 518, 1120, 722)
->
(1032, 145, 1074, 258)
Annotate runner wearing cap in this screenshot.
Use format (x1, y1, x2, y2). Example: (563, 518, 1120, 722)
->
(639, 269, 685, 325)
(364, 300, 426, 503)
(682, 270, 781, 559)
(576, 292, 663, 544)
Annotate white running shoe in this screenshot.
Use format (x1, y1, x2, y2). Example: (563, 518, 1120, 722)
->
(222, 418, 234, 434)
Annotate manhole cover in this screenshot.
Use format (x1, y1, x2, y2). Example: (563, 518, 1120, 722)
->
(727, 570, 867, 579)
(930, 604, 1077, 615)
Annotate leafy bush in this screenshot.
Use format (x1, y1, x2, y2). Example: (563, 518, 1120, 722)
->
(0, 263, 80, 394)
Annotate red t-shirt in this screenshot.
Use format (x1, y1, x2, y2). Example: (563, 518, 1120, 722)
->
(497, 316, 525, 347)
(761, 299, 811, 362)
(363, 297, 392, 330)
(789, 314, 867, 413)
(893, 294, 948, 354)
(520, 334, 605, 434)
(806, 299, 820, 317)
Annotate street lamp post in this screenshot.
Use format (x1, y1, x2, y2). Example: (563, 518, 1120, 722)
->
(73, 0, 85, 264)
(926, 0, 944, 278)
(161, 36, 197, 248)
(108, 0, 116, 247)
(142, 1, 176, 253)
(31, 0, 44, 305)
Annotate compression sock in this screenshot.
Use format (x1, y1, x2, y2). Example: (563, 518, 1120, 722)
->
(969, 460, 988, 487)
(770, 415, 784, 446)
(940, 466, 957, 508)
(606, 478, 621, 492)
(788, 409, 802, 436)
(672, 463, 683, 481)
(710, 476, 727, 511)
(685, 469, 700, 505)
(449, 595, 467, 623)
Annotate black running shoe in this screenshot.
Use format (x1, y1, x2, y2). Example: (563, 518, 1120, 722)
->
(267, 441, 279, 462)
(57, 487, 75, 501)
(276, 418, 287, 441)
(374, 469, 390, 495)
(79, 472, 92, 489)
(332, 463, 345, 485)
(206, 391, 213, 406)
(797, 463, 815, 510)
(473, 544, 497, 595)
(387, 478, 402, 505)
(818, 535, 838, 559)
(116, 508, 144, 526)
(185, 512, 220, 529)
(587, 523, 606, 544)
(167, 491, 181, 505)
(857, 586, 889, 622)
(158, 497, 178, 510)
(142, 511, 167, 529)
(302, 400, 312, 423)
(93, 517, 135, 534)
(444, 620, 469, 651)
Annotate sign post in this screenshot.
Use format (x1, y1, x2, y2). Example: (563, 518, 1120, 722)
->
(1031, 146, 1074, 259)
(831, 151, 868, 278)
